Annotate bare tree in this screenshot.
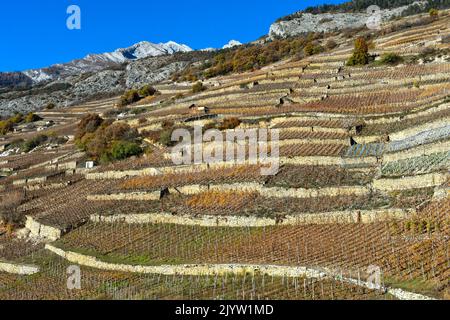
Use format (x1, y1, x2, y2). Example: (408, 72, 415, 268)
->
(0, 190, 26, 227)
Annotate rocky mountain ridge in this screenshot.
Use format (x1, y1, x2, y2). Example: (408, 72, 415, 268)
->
(269, 1, 426, 38)
(0, 51, 210, 117)
(1, 41, 192, 89)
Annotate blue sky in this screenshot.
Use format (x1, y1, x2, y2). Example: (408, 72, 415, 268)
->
(0, 0, 344, 72)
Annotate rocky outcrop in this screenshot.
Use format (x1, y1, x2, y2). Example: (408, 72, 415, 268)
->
(269, 2, 425, 38)
(70, 70, 125, 99)
(125, 56, 189, 88)
(0, 71, 125, 117)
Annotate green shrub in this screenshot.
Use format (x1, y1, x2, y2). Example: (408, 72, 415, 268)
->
(0, 120, 14, 135)
(119, 89, 140, 107)
(24, 112, 42, 123)
(429, 8, 438, 19)
(313, 44, 324, 55)
(76, 132, 95, 151)
(303, 42, 324, 56)
(45, 103, 56, 110)
(192, 82, 206, 93)
(159, 130, 174, 146)
(109, 141, 142, 160)
(119, 85, 159, 107)
(379, 53, 403, 65)
(22, 134, 48, 152)
(10, 113, 23, 124)
(138, 85, 157, 97)
(0, 112, 42, 135)
(75, 113, 142, 163)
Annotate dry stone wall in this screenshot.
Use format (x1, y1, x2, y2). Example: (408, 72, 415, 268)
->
(372, 172, 449, 192)
(25, 216, 62, 241)
(91, 208, 414, 227)
(89, 182, 371, 201)
(0, 261, 39, 275)
(45, 244, 433, 300)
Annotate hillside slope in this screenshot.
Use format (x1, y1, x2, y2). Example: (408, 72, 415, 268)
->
(0, 7, 449, 301)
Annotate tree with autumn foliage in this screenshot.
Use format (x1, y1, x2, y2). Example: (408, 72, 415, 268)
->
(429, 8, 439, 19)
(347, 37, 370, 66)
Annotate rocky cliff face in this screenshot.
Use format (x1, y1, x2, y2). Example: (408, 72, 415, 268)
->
(0, 73, 33, 89)
(269, 2, 425, 38)
(125, 55, 190, 88)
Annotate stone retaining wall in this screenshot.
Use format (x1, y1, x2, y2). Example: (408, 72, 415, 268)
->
(0, 261, 40, 275)
(90, 208, 414, 227)
(89, 183, 370, 201)
(25, 216, 62, 241)
(87, 191, 161, 201)
(85, 156, 377, 180)
(389, 118, 450, 142)
(279, 126, 352, 135)
(383, 140, 450, 162)
(45, 244, 433, 300)
(372, 172, 449, 192)
(86, 168, 161, 180)
(192, 138, 349, 152)
(45, 243, 327, 278)
(282, 156, 378, 167)
(24, 182, 71, 191)
(267, 102, 449, 128)
(13, 176, 47, 186)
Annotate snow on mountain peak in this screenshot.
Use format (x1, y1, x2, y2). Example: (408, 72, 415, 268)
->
(21, 40, 193, 84)
(161, 41, 193, 54)
(222, 40, 242, 49)
(114, 41, 193, 62)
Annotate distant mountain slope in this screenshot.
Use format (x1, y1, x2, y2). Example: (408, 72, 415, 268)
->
(0, 50, 211, 117)
(83, 41, 193, 64)
(1, 41, 192, 88)
(0, 72, 33, 89)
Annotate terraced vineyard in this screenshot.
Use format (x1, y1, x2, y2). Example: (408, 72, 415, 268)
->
(0, 8, 449, 301)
